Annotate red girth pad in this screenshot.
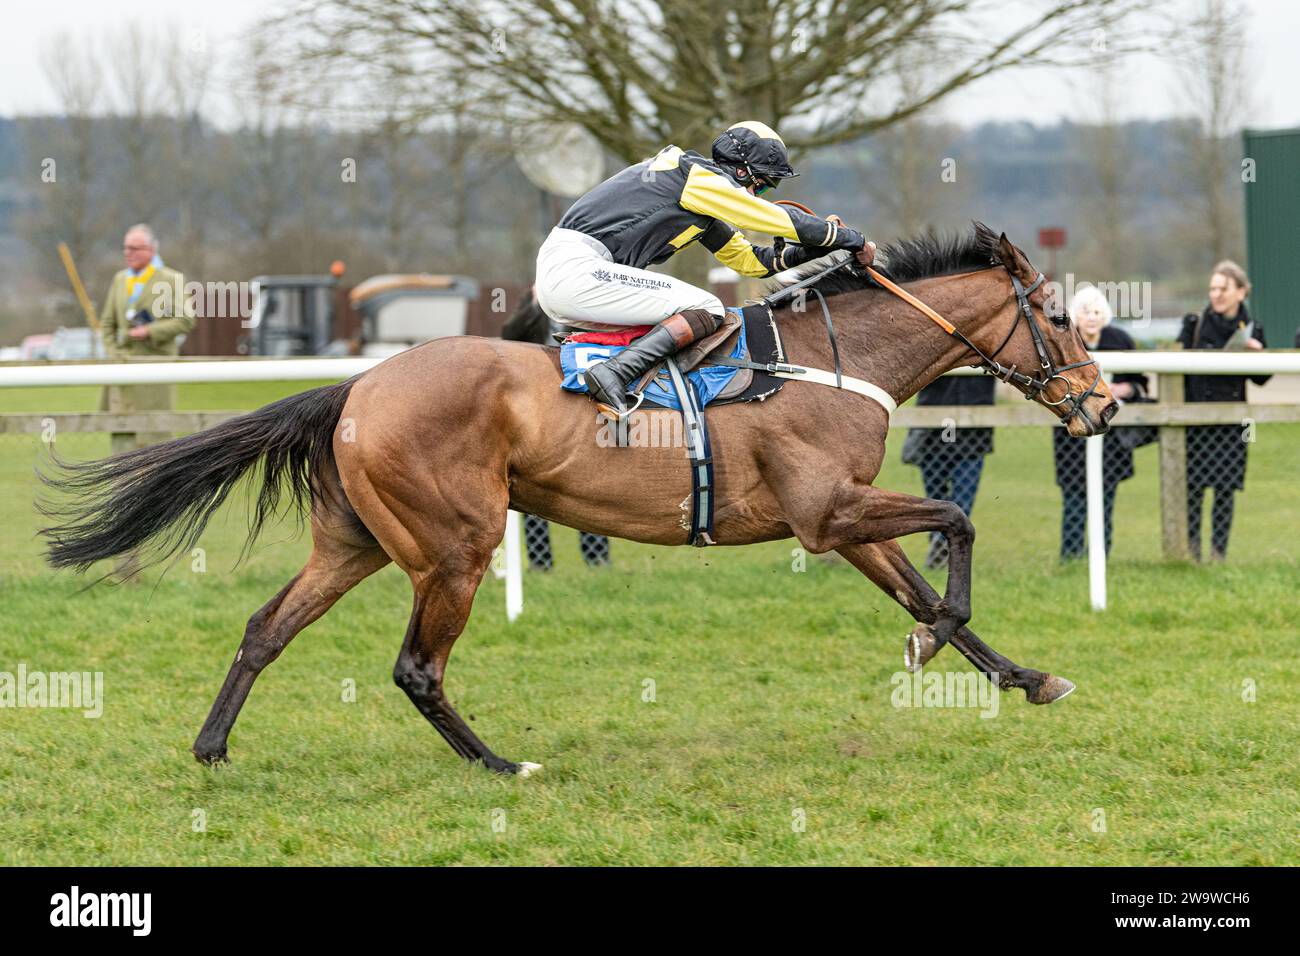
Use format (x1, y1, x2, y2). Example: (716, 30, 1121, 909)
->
(564, 326, 653, 346)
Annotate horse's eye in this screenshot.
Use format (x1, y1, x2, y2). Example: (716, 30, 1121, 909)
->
(1044, 298, 1069, 329)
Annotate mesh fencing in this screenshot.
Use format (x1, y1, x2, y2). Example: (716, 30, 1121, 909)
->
(515, 418, 1294, 571)
(1184, 424, 1252, 560)
(886, 418, 1296, 567)
(524, 513, 611, 570)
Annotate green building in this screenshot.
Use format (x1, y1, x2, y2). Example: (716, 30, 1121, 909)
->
(1242, 127, 1300, 347)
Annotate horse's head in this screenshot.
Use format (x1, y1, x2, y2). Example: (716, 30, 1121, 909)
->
(985, 232, 1117, 437)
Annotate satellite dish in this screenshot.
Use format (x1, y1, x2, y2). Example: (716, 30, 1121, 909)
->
(512, 122, 605, 198)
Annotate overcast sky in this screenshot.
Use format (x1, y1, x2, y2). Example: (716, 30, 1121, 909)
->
(3, 0, 1297, 130)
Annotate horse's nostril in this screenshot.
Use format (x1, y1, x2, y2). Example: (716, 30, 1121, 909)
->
(1100, 401, 1118, 424)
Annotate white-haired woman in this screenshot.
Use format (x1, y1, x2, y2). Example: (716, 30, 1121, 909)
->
(1052, 286, 1149, 559)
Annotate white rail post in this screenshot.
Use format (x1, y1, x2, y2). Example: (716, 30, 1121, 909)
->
(1086, 434, 1106, 611)
(504, 509, 523, 622)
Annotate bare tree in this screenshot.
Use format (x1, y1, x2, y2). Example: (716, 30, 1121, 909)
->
(361, 113, 426, 272)
(857, 51, 967, 240)
(275, 0, 1161, 164)
(268, 0, 1162, 287)
(350, 62, 487, 273)
(104, 22, 167, 225)
(160, 24, 217, 277)
(223, 32, 297, 252)
(21, 32, 105, 293)
(1070, 56, 1129, 280)
(1172, 0, 1251, 265)
(442, 108, 510, 270)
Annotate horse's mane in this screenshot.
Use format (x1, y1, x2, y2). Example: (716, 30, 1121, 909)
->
(767, 221, 1004, 306)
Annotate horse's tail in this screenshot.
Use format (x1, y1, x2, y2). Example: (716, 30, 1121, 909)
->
(40, 379, 357, 575)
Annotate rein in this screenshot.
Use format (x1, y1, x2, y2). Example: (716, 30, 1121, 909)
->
(765, 200, 1103, 418)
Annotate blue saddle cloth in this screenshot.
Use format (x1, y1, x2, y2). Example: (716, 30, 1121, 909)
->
(560, 309, 746, 411)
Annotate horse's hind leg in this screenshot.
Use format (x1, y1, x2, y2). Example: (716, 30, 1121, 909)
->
(836, 539, 1075, 704)
(391, 550, 540, 776)
(191, 529, 390, 764)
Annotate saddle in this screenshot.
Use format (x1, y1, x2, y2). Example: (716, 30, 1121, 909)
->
(552, 304, 789, 548)
(558, 304, 787, 410)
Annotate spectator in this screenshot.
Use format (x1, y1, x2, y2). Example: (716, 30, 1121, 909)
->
(1052, 286, 1150, 560)
(503, 288, 611, 569)
(1178, 260, 1270, 561)
(101, 223, 194, 361)
(98, 223, 195, 451)
(97, 223, 195, 579)
(902, 373, 995, 570)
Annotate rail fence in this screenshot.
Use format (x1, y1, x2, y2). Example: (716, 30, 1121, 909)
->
(4, 353, 1299, 616)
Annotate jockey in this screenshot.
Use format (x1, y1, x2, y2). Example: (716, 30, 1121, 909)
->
(534, 120, 877, 418)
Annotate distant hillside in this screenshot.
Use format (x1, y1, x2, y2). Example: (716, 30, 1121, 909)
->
(0, 115, 1244, 345)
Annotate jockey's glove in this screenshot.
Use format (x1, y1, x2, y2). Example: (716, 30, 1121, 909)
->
(823, 215, 874, 268)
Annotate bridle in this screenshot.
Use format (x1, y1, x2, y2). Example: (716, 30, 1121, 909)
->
(977, 271, 1105, 417)
(767, 201, 1105, 423)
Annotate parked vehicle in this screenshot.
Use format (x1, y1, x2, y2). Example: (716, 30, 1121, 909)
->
(349, 274, 479, 357)
(243, 270, 481, 357)
(20, 334, 54, 360)
(243, 275, 345, 357)
(49, 326, 107, 360)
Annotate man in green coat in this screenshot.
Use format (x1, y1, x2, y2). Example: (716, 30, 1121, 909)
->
(100, 223, 195, 359)
(99, 223, 197, 578)
(99, 223, 196, 450)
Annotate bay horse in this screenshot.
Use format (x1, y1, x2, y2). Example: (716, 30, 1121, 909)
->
(41, 223, 1116, 775)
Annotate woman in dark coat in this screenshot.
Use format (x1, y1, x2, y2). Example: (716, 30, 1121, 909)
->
(902, 373, 995, 570)
(1178, 260, 1270, 561)
(1053, 285, 1149, 559)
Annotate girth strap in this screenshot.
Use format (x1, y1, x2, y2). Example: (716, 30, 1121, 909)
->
(663, 359, 716, 546)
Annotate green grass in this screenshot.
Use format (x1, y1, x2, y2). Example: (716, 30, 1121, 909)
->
(0, 381, 1296, 865)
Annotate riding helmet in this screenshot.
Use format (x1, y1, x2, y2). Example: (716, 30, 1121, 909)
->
(711, 121, 799, 183)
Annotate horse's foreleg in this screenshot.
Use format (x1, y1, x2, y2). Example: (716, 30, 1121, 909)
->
(833, 539, 946, 666)
(836, 539, 1075, 704)
(192, 541, 390, 764)
(820, 486, 974, 640)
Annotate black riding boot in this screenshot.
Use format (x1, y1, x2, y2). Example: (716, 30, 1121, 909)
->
(583, 309, 721, 418)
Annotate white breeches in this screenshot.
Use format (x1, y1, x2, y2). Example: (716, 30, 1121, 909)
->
(534, 227, 725, 330)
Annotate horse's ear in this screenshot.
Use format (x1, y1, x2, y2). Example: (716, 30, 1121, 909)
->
(996, 232, 1014, 264)
(996, 232, 1035, 283)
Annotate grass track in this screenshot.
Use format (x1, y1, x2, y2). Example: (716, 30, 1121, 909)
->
(1, 381, 1295, 865)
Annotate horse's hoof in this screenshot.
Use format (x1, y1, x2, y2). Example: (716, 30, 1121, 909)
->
(193, 748, 228, 766)
(516, 762, 543, 778)
(904, 623, 940, 672)
(1026, 674, 1076, 705)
